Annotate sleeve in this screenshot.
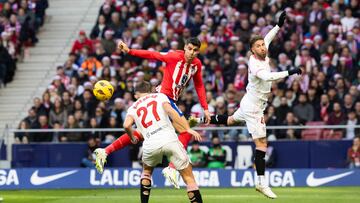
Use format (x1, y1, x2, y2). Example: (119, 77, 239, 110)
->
(126, 106, 136, 118)
(158, 93, 170, 105)
(128, 49, 174, 62)
(256, 69, 289, 81)
(264, 25, 280, 49)
(193, 62, 209, 110)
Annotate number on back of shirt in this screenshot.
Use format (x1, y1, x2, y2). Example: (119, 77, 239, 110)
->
(136, 101, 161, 128)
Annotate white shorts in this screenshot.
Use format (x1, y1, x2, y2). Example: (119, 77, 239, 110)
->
(232, 94, 267, 139)
(142, 140, 189, 170)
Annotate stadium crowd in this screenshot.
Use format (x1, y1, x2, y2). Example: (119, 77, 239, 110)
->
(16, 0, 360, 144)
(0, 0, 48, 87)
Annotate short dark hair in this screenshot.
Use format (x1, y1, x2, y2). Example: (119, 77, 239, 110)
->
(249, 35, 264, 48)
(134, 81, 152, 93)
(186, 37, 201, 48)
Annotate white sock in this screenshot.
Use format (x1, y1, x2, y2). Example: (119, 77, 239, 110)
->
(258, 175, 266, 186)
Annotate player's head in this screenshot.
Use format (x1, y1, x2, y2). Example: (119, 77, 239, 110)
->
(134, 81, 152, 99)
(184, 37, 201, 62)
(250, 35, 267, 59)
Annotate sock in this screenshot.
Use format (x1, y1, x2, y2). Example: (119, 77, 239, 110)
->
(140, 177, 151, 203)
(178, 132, 192, 149)
(255, 149, 266, 185)
(200, 115, 228, 125)
(187, 190, 203, 203)
(105, 131, 143, 155)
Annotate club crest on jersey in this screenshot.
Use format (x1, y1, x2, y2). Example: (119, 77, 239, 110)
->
(190, 65, 197, 75)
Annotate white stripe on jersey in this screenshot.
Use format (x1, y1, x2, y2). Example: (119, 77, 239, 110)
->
(172, 61, 182, 100)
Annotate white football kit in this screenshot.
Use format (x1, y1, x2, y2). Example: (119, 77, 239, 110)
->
(127, 93, 189, 170)
(233, 25, 289, 139)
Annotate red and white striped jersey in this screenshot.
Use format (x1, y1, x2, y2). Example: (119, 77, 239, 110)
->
(128, 49, 208, 110)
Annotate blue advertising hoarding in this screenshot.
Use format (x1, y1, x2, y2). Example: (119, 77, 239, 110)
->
(0, 168, 359, 190)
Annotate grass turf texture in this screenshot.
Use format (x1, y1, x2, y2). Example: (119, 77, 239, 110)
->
(0, 187, 359, 203)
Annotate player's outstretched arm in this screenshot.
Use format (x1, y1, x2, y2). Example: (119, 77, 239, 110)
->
(117, 40, 170, 62)
(163, 102, 202, 141)
(123, 115, 139, 144)
(264, 11, 286, 49)
(256, 68, 302, 82)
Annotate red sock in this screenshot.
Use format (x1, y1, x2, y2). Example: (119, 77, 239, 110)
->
(105, 131, 143, 155)
(168, 132, 193, 169)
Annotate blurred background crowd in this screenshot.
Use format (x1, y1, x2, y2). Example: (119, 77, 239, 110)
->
(0, 0, 48, 87)
(14, 0, 360, 144)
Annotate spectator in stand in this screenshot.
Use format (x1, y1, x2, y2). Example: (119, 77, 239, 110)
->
(293, 93, 315, 124)
(15, 120, 29, 144)
(347, 137, 360, 168)
(30, 114, 52, 142)
(48, 97, 67, 127)
(64, 115, 82, 142)
(81, 53, 102, 77)
(279, 112, 301, 140)
(275, 97, 291, 124)
(188, 141, 207, 168)
(81, 137, 99, 168)
(101, 29, 116, 55)
(346, 111, 360, 140)
(207, 136, 227, 168)
(327, 102, 347, 131)
(71, 30, 93, 54)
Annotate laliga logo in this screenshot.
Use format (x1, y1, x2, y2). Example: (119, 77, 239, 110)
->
(0, 169, 19, 186)
(90, 169, 141, 186)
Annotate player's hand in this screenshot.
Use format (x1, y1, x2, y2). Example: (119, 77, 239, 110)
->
(117, 40, 129, 53)
(277, 11, 287, 27)
(204, 110, 211, 125)
(288, 68, 302, 76)
(187, 129, 202, 141)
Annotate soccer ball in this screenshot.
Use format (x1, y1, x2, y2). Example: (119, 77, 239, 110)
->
(93, 80, 114, 101)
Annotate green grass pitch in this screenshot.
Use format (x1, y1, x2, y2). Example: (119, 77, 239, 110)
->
(0, 187, 359, 203)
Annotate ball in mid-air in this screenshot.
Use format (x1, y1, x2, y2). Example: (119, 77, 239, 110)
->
(93, 80, 114, 101)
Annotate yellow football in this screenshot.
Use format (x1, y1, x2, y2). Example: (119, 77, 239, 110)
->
(93, 80, 114, 101)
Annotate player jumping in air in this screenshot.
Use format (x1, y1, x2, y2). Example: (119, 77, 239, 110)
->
(190, 11, 302, 199)
(95, 38, 211, 188)
(123, 82, 203, 203)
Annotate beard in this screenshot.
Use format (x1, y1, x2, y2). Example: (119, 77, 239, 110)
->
(255, 51, 267, 60)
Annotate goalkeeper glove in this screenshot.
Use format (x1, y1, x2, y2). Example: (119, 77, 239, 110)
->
(288, 68, 302, 76)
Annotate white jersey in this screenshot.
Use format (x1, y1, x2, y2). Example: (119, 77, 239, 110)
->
(127, 93, 178, 151)
(247, 55, 272, 101)
(246, 25, 287, 102)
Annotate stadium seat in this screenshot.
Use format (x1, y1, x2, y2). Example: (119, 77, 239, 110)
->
(322, 130, 343, 140)
(301, 129, 322, 140)
(306, 121, 325, 126)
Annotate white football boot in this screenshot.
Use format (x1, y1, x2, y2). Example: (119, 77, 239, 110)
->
(94, 148, 107, 174)
(162, 166, 180, 189)
(255, 184, 278, 199)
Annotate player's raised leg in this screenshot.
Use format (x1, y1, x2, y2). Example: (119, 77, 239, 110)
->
(94, 130, 143, 174)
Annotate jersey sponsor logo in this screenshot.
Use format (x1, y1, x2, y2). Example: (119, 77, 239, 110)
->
(306, 171, 354, 187)
(30, 170, 78, 185)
